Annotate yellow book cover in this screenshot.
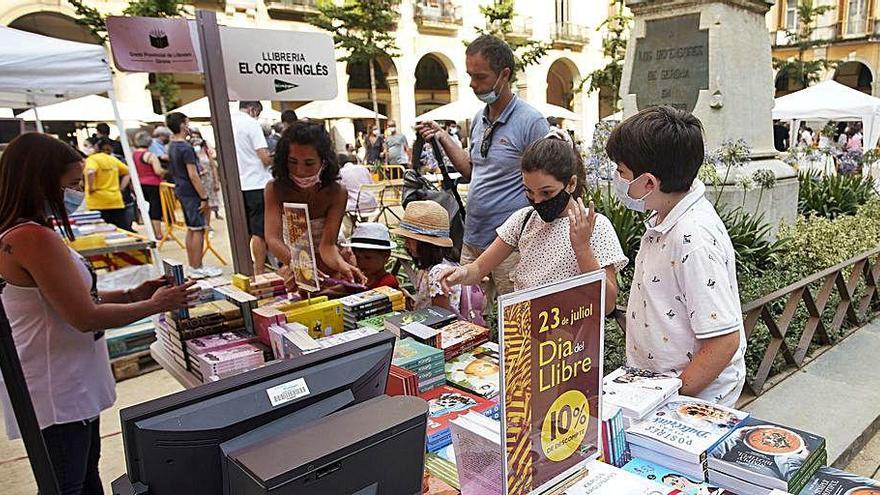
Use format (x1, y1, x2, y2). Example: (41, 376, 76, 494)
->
(231, 274, 251, 291)
(287, 300, 344, 339)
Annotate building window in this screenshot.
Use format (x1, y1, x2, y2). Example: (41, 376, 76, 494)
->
(847, 0, 867, 35)
(555, 0, 569, 24)
(785, 0, 798, 30)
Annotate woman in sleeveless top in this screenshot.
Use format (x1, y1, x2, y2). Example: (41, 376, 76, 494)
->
(264, 121, 366, 291)
(0, 133, 198, 495)
(133, 130, 166, 239)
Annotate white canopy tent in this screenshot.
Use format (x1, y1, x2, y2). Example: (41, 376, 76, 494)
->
(0, 108, 12, 118)
(17, 94, 163, 123)
(0, 26, 157, 246)
(169, 97, 281, 122)
(295, 100, 386, 120)
(533, 101, 582, 121)
(772, 80, 880, 149)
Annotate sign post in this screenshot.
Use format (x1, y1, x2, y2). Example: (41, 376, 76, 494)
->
(195, 9, 253, 274)
(498, 272, 606, 495)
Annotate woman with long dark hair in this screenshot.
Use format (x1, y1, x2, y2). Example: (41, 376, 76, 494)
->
(0, 133, 197, 494)
(264, 121, 365, 287)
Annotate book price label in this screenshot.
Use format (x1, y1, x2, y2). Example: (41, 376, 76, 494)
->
(266, 377, 311, 407)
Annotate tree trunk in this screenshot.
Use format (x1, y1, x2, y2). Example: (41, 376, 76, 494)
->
(368, 58, 381, 133)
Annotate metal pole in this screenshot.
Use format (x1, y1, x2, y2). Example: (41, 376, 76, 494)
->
(196, 9, 253, 275)
(0, 298, 60, 495)
(33, 106, 44, 133)
(108, 89, 161, 268)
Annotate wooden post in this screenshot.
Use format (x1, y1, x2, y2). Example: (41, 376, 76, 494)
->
(195, 10, 253, 275)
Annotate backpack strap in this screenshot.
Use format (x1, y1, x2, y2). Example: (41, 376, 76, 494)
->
(519, 209, 535, 239)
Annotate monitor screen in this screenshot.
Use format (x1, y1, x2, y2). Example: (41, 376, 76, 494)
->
(118, 331, 395, 495)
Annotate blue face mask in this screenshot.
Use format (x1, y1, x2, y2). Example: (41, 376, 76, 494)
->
(476, 70, 507, 105)
(63, 188, 85, 215)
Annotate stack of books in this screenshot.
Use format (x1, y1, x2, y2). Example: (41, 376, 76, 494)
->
(339, 287, 405, 330)
(801, 466, 880, 494)
(287, 298, 344, 339)
(420, 385, 500, 452)
(449, 411, 503, 494)
(708, 417, 827, 495)
(602, 405, 629, 468)
(185, 331, 256, 378)
(155, 300, 245, 372)
(213, 285, 258, 333)
(424, 453, 460, 492)
(386, 365, 419, 397)
(193, 342, 266, 381)
(602, 367, 682, 428)
(232, 273, 287, 300)
(392, 338, 446, 393)
(193, 276, 229, 304)
(253, 307, 287, 346)
(622, 458, 734, 494)
(357, 311, 402, 331)
(561, 460, 673, 495)
(625, 397, 750, 480)
(314, 327, 378, 349)
(385, 306, 457, 337)
(105, 318, 156, 359)
(445, 342, 499, 399)
(436, 320, 490, 360)
(268, 322, 318, 359)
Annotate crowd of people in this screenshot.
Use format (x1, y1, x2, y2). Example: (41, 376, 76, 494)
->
(773, 119, 865, 153)
(0, 33, 749, 494)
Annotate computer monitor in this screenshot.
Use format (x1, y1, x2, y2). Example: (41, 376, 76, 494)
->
(116, 331, 396, 495)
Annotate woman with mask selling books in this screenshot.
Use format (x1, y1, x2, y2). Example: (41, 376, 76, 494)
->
(0, 133, 199, 494)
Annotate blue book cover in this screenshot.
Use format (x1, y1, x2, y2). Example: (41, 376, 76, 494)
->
(623, 458, 734, 494)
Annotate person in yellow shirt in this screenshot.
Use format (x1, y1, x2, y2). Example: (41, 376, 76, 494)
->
(85, 137, 132, 231)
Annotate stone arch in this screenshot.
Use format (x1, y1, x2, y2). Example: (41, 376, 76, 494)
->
(346, 57, 400, 132)
(7, 11, 100, 44)
(546, 57, 581, 114)
(415, 53, 455, 116)
(834, 60, 875, 95)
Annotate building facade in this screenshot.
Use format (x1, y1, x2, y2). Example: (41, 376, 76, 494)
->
(1, 0, 616, 144)
(767, 0, 879, 97)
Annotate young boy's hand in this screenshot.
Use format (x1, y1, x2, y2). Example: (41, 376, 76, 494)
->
(568, 198, 596, 250)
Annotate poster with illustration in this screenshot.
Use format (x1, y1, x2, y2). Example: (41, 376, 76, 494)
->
(282, 203, 320, 292)
(498, 271, 606, 495)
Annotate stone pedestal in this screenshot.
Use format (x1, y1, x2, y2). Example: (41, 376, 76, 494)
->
(619, 0, 798, 235)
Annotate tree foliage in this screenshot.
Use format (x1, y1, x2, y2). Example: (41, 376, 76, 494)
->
(773, 0, 837, 91)
(474, 0, 551, 73)
(579, 0, 631, 111)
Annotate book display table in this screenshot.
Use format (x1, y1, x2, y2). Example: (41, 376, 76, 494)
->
(71, 233, 155, 271)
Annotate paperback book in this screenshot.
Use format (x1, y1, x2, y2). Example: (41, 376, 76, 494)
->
(436, 320, 490, 360)
(162, 259, 188, 320)
(623, 458, 734, 495)
(603, 367, 682, 421)
(799, 466, 880, 495)
(421, 385, 501, 452)
(449, 411, 503, 495)
(561, 460, 674, 495)
(445, 342, 499, 399)
(385, 306, 457, 336)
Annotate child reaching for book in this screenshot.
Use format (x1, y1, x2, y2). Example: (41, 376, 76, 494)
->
(342, 222, 400, 290)
(438, 129, 628, 316)
(605, 106, 746, 407)
(392, 201, 461, 312)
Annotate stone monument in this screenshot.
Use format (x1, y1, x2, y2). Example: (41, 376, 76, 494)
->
(619, 0, 798, 235)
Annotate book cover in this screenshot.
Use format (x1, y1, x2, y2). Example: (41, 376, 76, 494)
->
(437, 320, 490, 359)
(386, 365, 419, 397)
(561, 460, 674, 495)
(162, 259, 188, 320)
(623, 458, 734, 495)
(357, 312, 402, 331)
(450, 412, 503, 495)
(626, 398, 749, 464)
(445, 342, 500, 399)
(385, 306, 457, 331)
(401, 322, 442, 347)
(185, 331, 255, 355)
(709, 416, 826, 491)
(603, 367, 683, 420)
(287, 300, 344, 339)
(282, 203, 320, 293)
(800, 466, 880, 495)
(393, 338, 445, 369)
(421, 386, 499, 447)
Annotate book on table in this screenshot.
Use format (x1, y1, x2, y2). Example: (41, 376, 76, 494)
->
(445, 342, 499, 399)
(449, 411, 503, 495)
(603, 366, 682, 421)
(384, 306, 457, 335)
(799, 466, 880, 495)
(560, 460, 675, 495)
(622, 458, 735, 495)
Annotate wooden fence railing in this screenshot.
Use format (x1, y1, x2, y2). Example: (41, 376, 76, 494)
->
(615, 246, 880, 399)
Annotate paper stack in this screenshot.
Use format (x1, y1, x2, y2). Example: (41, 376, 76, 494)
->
(602, 367, 682, 428)
(393, 338, 446, 393)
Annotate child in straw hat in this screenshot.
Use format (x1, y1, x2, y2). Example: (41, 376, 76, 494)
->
(392, 201, 461, 312)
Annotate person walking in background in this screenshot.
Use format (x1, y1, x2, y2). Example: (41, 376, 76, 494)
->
(132, 131, 166, 239)
(150, 126, 172, 165)
(190, 128, 222, 221)
(384, 120, 410, 166)
(166, 112, 220, 278)
(84, 137, 132, 231)
(0, 133, 197, 495)
(232, 101, 273, 275)
(95, 122, 124, 159)
(338, 152, 377, 238)
(417, 34, 550, 298)
(365, 123, 385, 166)
(847, 124, 864, 152)
(445, 121, 463, 148)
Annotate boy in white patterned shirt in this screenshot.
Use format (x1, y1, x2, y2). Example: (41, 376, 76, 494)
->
(605, 106, 746, 407)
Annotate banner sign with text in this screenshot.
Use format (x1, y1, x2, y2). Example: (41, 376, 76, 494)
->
(107, 16, 202, 73)
(499, 272, 606, 495)
(219, 27, 338, 101)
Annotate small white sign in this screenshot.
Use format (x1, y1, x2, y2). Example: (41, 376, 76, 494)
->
(220, 27, 338, 101)
(266, 377, 311, 407)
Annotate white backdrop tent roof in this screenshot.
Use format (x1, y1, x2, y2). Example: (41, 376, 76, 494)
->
(772, 80, 880, 148)
(0, 26, 111, 108)
(0, 108, 12, 118)
(533, 101, 582, 121)
(295, 100, 386, 120)
(16, 95, 163, 123)
(169, 97, 281, 122)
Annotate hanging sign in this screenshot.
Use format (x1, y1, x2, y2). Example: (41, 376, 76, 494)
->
(498, 272, 606, 495)
(107, 16, 202, 73)
(219, 27, 338, 101)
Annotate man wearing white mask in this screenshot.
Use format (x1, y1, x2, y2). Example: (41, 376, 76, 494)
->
(416, 34, 549, 297)
(384, 120, 410, 166)
(232, 100, 272, 274)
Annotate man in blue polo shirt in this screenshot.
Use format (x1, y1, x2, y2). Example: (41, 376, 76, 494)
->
(417, 34, 549, 296)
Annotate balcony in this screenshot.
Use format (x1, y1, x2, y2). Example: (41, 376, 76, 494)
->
(552, 22, 588, 50)
(414, 1, 462, 36)
(501, 16, 533, 41)
(266, 0, 318, 21)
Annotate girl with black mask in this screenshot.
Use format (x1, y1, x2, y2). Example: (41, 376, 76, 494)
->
(437, 129, 627, 316)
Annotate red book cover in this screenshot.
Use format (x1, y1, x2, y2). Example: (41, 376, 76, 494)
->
(386, 365, 419, 397)
(419, 385, 496, 439)
(252, 307, 286, 346)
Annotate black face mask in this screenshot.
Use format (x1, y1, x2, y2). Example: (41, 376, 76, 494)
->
(529, 188, 571, 223)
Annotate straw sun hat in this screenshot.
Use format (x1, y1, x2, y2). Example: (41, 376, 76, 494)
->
(391, 200, 453, 248)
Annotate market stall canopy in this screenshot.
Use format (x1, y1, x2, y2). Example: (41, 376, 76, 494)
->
(0, 26, 112, 108)
(16, 94, 163, 123)
(772, 80, 880, 148)
(168, 97, 281, 122)
(295, 100, 386, 120)
(533, 101, 582, 121)
(417, 96, 483, 122)
(0, 108, 13, 118)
